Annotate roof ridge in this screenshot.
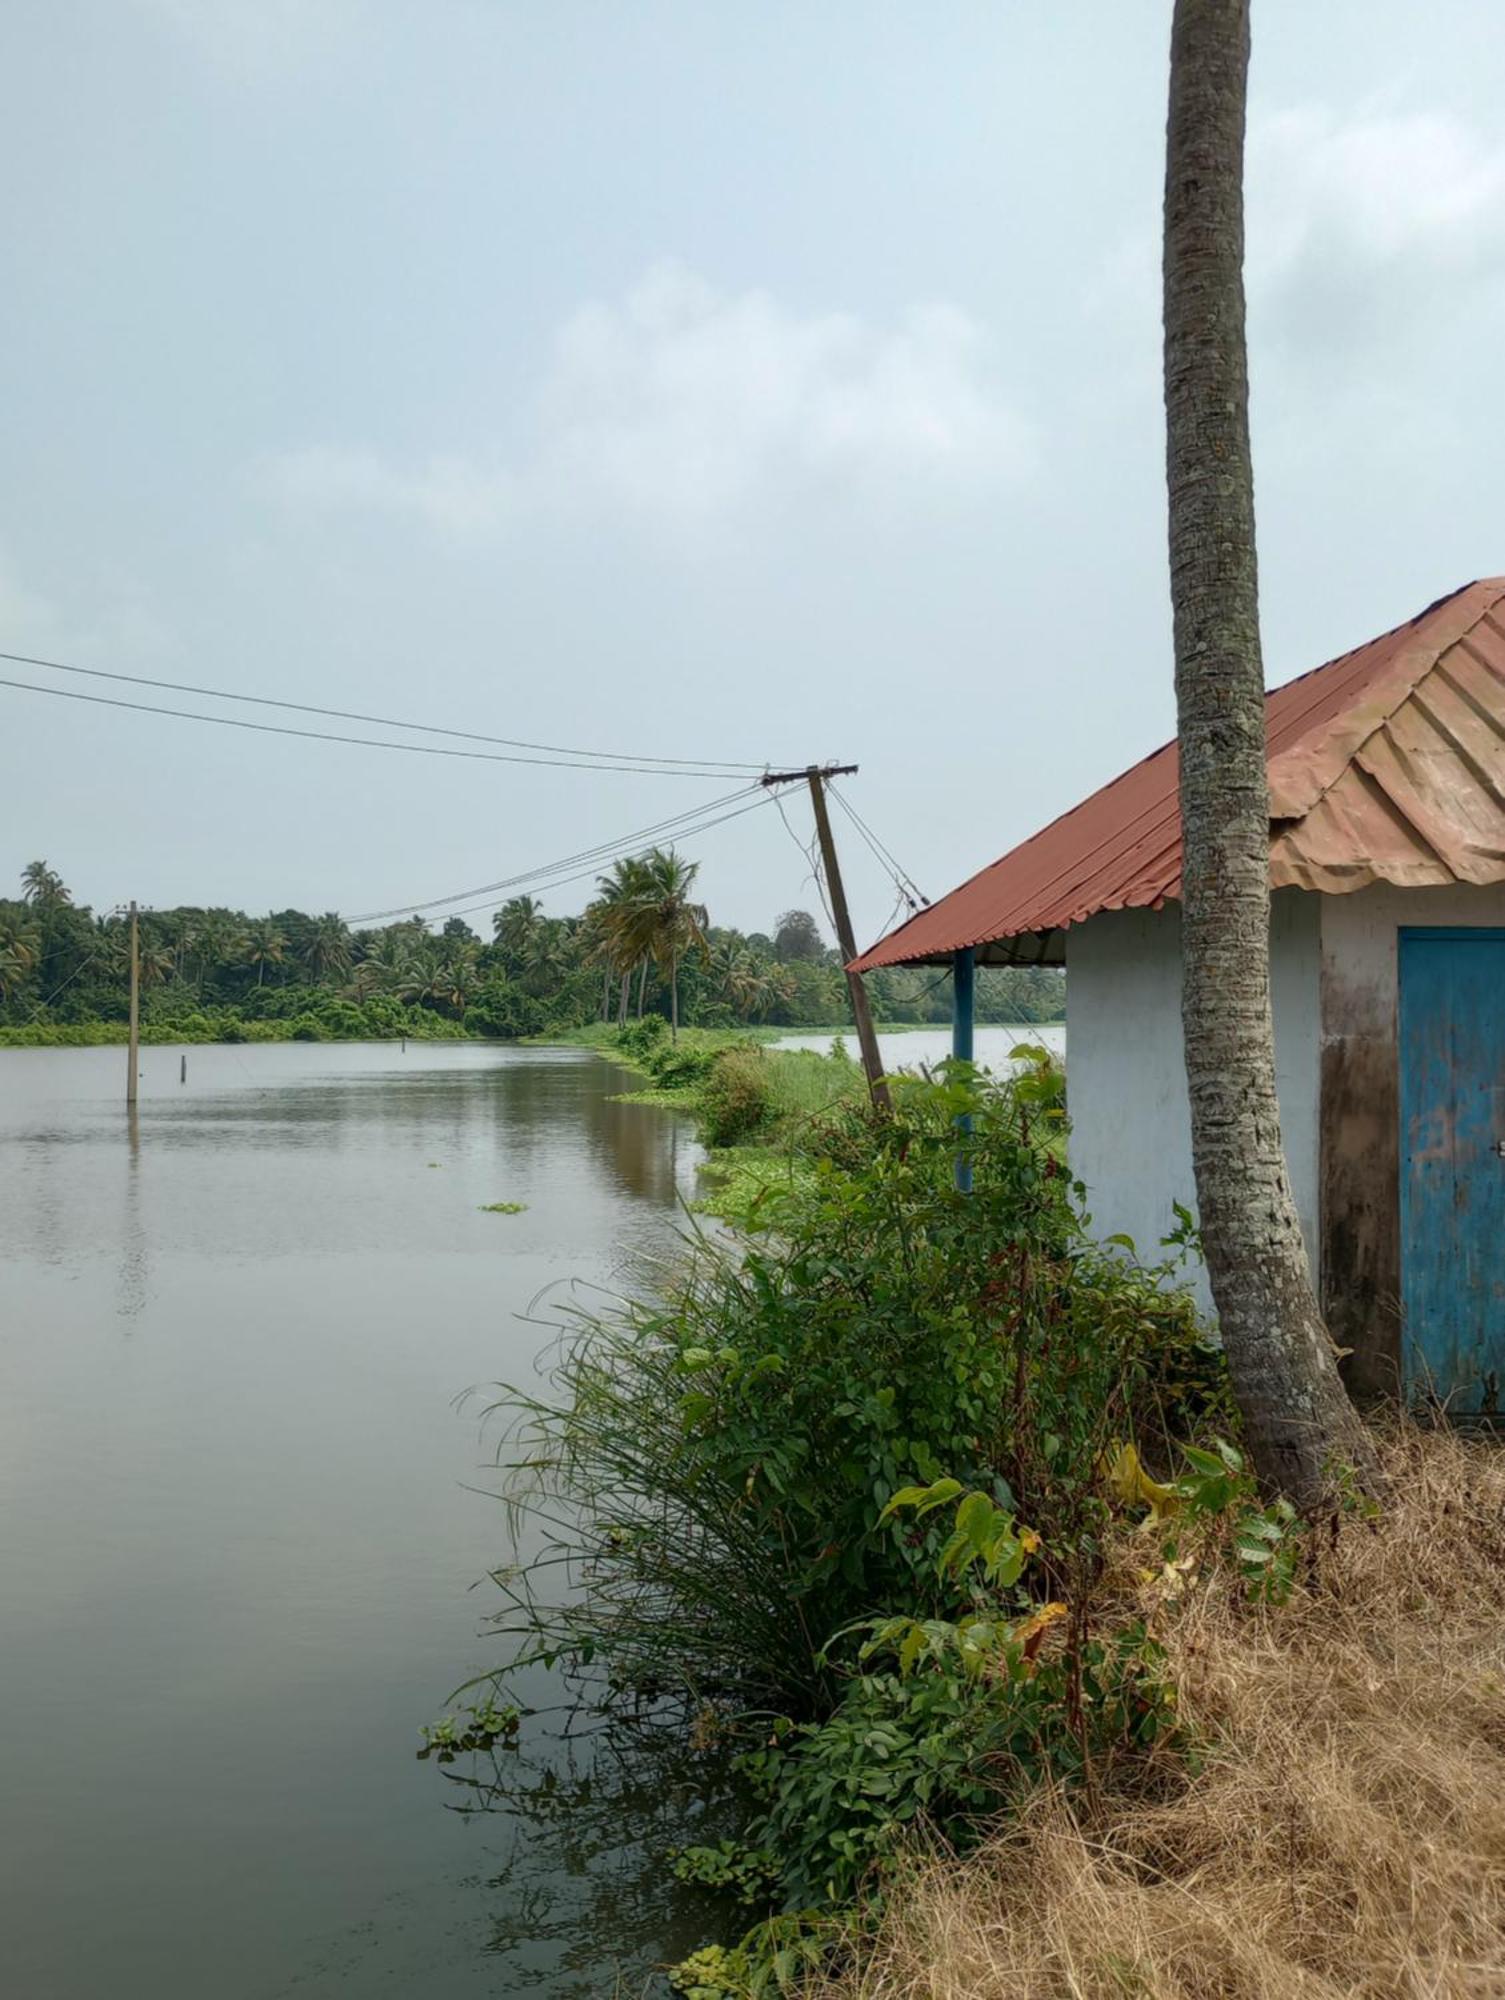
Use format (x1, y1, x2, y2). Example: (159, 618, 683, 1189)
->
(1268, 580, 1505, 821)
(851, 577, 1505, 971)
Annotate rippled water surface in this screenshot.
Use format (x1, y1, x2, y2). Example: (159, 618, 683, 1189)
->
(0, 1041, 705, 1999)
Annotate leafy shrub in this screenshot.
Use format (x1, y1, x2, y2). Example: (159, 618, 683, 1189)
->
(489, 1070, 1223, 1721)
(698, 1047, 774, 1146)
(615, 1014, 669, 1065)
(469, 977, 545, 1040)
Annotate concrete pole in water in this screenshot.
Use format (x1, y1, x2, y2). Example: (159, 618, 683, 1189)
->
(127, 901, 140, 1110)
(952, 946, 975, 1193)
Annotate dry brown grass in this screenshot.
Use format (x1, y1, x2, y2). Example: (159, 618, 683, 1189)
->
(810, 1425, 1505, 2000)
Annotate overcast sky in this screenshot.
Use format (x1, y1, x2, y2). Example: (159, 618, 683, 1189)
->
(4, 0, 1503, 945)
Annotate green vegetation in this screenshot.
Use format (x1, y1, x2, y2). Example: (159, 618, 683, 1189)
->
(474, 1063, 1241, 1991)
(479, 1201, 529, 1215)
(0, 856, 1061, 1049)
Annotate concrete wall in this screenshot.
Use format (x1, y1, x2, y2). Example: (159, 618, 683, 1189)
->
(1065, 891, 1322, 1314)
(1318, 881, 1505, 1397)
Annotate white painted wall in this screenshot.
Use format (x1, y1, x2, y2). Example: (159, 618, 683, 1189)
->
(1319, 881, 1505, 1039)
(1064, 891, 1322, 1312)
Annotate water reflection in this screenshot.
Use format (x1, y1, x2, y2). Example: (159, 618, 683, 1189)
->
(436, 1703, 745, 1997)
(0, 1041, 706, 2000)
(118, 1109, 148, 1321)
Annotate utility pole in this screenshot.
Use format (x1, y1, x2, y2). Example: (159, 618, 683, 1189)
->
(761, 765, 890, 1112)
(127, 900, 140, 1110)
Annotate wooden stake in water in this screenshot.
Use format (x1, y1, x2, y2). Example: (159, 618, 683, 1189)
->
(180, 1053, 187, 1085)
(127, 901, 140, 1110)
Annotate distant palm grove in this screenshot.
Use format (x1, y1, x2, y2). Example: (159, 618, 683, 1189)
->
(0, 854, 1063, 1044)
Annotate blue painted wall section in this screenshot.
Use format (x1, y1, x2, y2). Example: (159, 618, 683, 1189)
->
(1398, 928, 1505, 1410)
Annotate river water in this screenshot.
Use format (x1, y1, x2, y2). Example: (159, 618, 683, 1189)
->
(775, 1023, 1065, 1070)
(0, 1027, 1066, 1996)
(0, 1041, 710, 1999)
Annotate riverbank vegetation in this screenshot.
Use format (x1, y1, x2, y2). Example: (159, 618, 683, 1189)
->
(806, 1422, 1505, 2000)
(0, 857, 1060, 1047)
(479, 1062, 1236, 1990)
(467, 1059, 1497, 1998)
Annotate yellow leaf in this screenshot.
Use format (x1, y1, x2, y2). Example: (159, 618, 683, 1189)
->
(1101, 1442, 1182, 1524)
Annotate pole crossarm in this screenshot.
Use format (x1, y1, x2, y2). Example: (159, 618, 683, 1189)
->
(759, 764, 858, 788)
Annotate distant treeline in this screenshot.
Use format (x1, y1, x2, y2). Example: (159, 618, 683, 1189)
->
(0, 855, 1063, 1044)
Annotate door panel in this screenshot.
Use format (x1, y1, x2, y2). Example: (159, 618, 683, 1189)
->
(1399, 928, 1505, 1411)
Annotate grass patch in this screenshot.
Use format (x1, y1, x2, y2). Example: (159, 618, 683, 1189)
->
(807, 1420, 1505, 2000)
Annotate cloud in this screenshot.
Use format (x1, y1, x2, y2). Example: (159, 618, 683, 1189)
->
(1251, 104, 1505, 286)
(1095, 99, 1505, 357)
(260, 448, 515, 541)
(256, 262, 1032, 542)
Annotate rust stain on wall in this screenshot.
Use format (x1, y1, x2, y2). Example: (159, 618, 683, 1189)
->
(1320, 962, 1401, 1401)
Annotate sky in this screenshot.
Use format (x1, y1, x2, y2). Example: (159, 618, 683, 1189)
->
(4, 0, 1504, 946)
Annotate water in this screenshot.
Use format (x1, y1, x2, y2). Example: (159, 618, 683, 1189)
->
(0, 1041, 708, 1999)
(773, 1022, 1065, 1070)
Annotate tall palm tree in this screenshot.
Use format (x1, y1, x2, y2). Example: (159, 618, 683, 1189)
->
(192, 911, 244, 991)
(621, 847, 709, 1041)
(593, 858, 656, 1023)
(0, 914, 41, 1002)
(241, 919, 288, 988)
(434, 939, 479, 1015)
(136, 940, 177, 990)
(521, 920, 572, 999)
(1163, 0, 1377, 1503)
(492, 896, 543, 971)
(300, 913, 352, 985)
(20, 861, 70, 908)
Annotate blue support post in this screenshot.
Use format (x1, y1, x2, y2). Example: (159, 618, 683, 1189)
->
(953, 946, 975, 1193)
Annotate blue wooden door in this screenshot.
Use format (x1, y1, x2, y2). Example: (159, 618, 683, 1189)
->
(1399, 928, 1505, 1410)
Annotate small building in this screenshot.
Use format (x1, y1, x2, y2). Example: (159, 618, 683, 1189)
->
(852, 580, 1505, 1409)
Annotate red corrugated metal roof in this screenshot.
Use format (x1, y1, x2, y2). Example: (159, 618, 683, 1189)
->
(851, 578, 1505, 970)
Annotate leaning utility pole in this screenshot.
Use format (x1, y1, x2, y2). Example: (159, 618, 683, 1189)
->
(761, 765, 890, 1112)
(126, 900, 140, 1110)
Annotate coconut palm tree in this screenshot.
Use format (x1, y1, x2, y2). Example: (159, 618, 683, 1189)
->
(20, 861, 70, 908)
(241, 919, 288, 988)
(136, 939, 177, 990)
(1163, 0, 1377, 1503)
(622, 847, 709, 1041)
(592, 858, 657, 1023)
(300, 913, 352, 985)
(0, 914, 41, 1002)
(434, 939, 479, 1015)
(492, 896, 543, 972)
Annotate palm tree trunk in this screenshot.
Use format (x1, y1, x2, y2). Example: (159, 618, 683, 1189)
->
(670, 950, 678, 1042)
(601, 966, 611, 1022)
(617, 969, 630, 1027)
(1164, 0, 1379, 1506)
(636, 957, 648, 1018)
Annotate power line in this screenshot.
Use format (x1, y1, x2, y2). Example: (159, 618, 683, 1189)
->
(828, 782, 928, 910)
(0, 646, 771, 774)
(0, 674, 758, 779)
(345, 784, 763, 923)
(416, 793, 782, 925)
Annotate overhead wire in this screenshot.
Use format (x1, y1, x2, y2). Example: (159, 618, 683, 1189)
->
(828, 781, 928, 912)
(0, 674, 764, 779)
(345, 784, 763, 923)
(0, 646, 772, 774)
(769, 785, 839, 940)
(414, 792, 783, 925)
